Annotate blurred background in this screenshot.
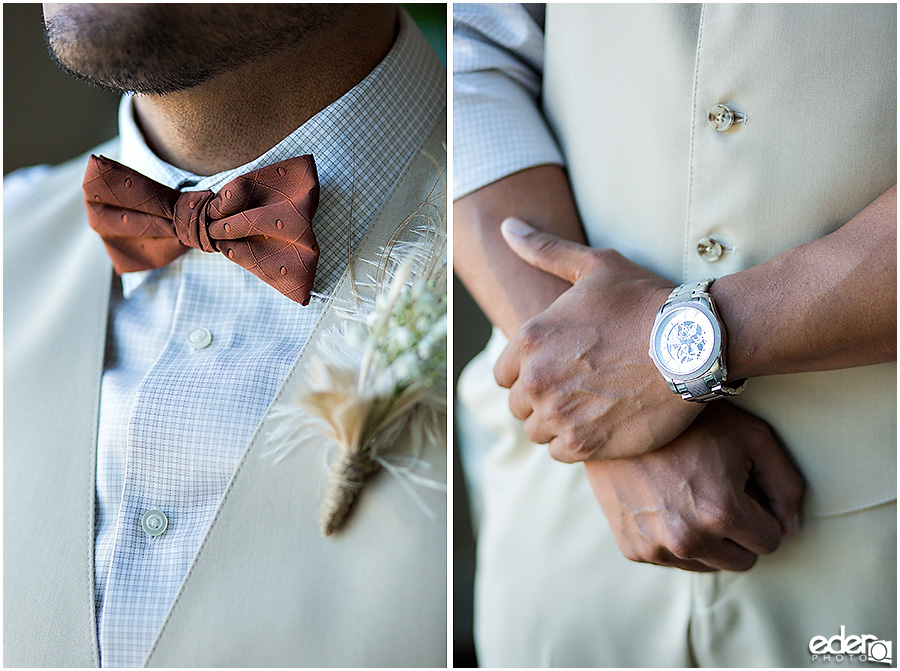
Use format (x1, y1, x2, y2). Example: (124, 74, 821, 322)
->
(452, 280, 490, 667)
(4, 2, 487, 667)
(3, 2, 120, 173)
(3, 4, 447, 173)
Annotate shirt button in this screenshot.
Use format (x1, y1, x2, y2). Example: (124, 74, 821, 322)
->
(697, 237, 724, 262)
(708, 103, 747, 132)
(187, 327, 213, 350)
(141, 509, 168, 537)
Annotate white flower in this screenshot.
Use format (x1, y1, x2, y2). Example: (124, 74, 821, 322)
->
(391, 325, 415, 351)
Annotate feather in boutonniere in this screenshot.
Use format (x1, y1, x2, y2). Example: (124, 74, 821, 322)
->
(267, 173, 446, 536)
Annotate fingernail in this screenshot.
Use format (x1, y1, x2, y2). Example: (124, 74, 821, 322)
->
(501, 217, 534, 237)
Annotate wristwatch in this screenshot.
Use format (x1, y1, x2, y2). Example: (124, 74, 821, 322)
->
(648, 278, 747, 402)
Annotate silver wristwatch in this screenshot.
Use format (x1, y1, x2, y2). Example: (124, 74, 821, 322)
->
(648, 278, 747, 402)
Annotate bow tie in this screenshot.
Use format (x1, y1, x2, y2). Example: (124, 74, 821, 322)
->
(83, 154, 320, 305)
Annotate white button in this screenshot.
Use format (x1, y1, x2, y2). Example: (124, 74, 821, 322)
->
(187, 327, 212, 350)
(141, 509, 168, 537)
(697, 237, 724, 262)
(708, 104, 747, 132)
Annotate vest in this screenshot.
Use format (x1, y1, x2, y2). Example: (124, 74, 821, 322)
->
(540, 3, 896, 516)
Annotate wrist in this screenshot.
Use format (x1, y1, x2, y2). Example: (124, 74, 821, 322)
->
(707, 273, 753, 380)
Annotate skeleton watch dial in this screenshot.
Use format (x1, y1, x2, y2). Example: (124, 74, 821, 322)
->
(653, 305, 716, 376)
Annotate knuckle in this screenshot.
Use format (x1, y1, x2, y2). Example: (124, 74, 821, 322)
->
(715, 510, 740, 535)
(524, 423, 546, 446)
(668, 537, 700, 561)
(508, 398, 528, 420)
(646, 545, 671, 566)
(533, 234, 562, 260)
(699, 499, 738, 533)
(663, 522, 703, 559)
(590, 247, 624, 269)
(561, 428, 594, 461)
(520, 365, 546, 396)
(518, 319, 548, 349)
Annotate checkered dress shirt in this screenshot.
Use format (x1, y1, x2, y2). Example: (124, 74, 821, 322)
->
(88, 13, 445, 667)
(453, 3, 562, 200)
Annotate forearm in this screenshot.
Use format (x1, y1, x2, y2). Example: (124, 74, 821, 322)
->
(453, 165, 587, 337)
(714, 185, 897, 378)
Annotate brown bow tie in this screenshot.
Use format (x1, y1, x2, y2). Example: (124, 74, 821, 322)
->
(83, 154, 320, 305)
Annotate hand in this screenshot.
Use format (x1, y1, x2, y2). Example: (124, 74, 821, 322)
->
(494, 217, 700, 461)
(584, 402, 804, 572)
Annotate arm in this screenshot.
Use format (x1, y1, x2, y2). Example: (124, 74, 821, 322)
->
(716, 185, 897, 378)
(495, 184, 897, 462)
(452, 3, 581, 336)
(454, 165, 586, 337)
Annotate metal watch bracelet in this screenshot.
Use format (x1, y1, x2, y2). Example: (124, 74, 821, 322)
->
(658, 279, 747, 402)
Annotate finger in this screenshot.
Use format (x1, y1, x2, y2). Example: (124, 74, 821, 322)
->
(725, 494, 783, 556)
(688, 539, 759, 572)
(647, 551, 720, 574)
(626, 537, 719, 573)
(506, 379, 533, 421)
(747, 431, 805, 538)
(547, 435, 580, 463)
(614, 522, 719, 573)
(493, 341, 521, 389)
(523, 413, 555, 446)
(500, 217, 597, 284)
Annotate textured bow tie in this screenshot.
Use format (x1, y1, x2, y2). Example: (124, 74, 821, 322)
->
(83, 154, 320, 305)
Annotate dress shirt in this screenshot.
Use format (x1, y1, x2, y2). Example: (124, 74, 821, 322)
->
(453, 3, 561, 200)
(64, 12, 446, 668)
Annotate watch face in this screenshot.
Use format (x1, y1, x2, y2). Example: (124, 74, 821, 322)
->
(652, 305, 717, 376)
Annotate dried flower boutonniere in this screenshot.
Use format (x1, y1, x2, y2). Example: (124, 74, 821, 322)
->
(267, 190, 446, 536)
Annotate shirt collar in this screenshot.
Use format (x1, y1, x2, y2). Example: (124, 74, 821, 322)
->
(117, 10, 445, 298)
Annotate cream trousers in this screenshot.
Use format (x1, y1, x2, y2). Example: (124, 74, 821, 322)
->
(458, 331, 896, 668)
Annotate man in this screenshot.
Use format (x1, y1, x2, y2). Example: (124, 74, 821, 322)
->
(5, 4, 446, 667)
(454, 3, 895, 667)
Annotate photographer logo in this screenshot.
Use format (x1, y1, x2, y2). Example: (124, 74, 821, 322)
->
(809, 626, 892, 665)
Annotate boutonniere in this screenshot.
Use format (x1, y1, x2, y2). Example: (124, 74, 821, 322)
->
(268, 205, 447, 536)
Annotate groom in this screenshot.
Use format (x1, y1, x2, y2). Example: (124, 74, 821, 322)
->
(5, 4, 446, 667)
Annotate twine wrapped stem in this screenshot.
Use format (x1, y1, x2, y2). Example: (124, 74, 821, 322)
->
(319, 450, 382, 535)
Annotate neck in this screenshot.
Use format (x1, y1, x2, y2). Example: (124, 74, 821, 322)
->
(132, 6, 399, 176)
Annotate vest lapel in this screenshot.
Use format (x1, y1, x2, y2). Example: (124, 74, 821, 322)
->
(144, 112, 446, 667)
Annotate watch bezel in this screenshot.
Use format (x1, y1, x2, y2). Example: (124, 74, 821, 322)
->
(649, 301, 723, 381)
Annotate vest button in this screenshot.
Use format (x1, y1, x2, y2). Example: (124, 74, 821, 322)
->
(141, 510, 168, 537)
(708, 104, 747, 132)
(697, 237, 724, 262)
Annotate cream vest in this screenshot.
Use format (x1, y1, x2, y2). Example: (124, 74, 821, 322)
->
(4, 113, 446, 667)
(540, 3, 896, 516)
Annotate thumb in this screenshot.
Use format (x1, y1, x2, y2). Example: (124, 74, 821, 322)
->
(748, 438, 805, 539)
(500, 217, 596, 284)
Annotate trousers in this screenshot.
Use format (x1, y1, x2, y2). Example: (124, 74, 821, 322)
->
(458, 331, 896, 668)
